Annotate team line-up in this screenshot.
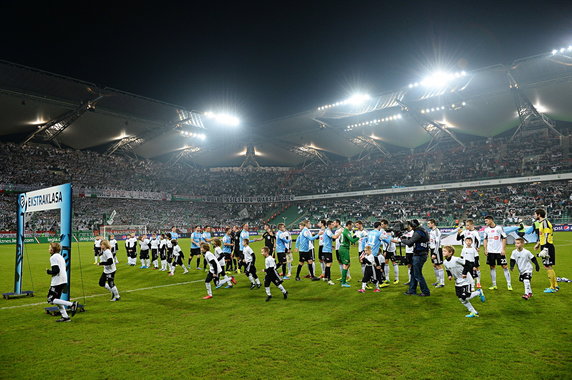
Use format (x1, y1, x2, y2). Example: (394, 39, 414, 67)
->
(45, 208, 558, 321)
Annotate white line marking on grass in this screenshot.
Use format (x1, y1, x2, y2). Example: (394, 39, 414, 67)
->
(0, 279, 204, 310)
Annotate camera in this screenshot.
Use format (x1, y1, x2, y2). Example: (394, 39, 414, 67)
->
(387, 220, 406, 238)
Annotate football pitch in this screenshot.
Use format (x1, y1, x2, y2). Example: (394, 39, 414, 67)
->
(1, 233, 570, 379)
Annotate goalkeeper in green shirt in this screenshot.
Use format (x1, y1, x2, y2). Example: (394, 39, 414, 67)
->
(339, 221, 360, 287)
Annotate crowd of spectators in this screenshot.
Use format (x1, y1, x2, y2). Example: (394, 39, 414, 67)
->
(0, 134, 568, 198)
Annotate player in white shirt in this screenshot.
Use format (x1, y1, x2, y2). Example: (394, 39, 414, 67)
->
(93, 235, 102, 264)
(98, 240, 121, 301)
(510, 238, 540, 300)
(261, 246, 288, 301)
(46, 242, 78, 322)
(109, 234, 119, 264)
(242, 239, 261, 289)
(456, 219, 481, 286)
(483, 216, 512, 291)
(125, 233, 138, 266)
(357, 246, 381, 293)
(201, 242, 224, 299)
(169, 239, 189, 276)
(165, 233, 174, 272)
(159, 234, 168, 271)
(354, 221, 369, 275)
(428, 219, 444, 288)
(139, 235, 151, 269)
(212, 238, 237, 289)
(443, 246, 486, 318)
(150, 233, 160, 269)
(460, 237, 481, 289)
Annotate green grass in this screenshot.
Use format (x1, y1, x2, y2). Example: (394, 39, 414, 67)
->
(1, 233, 571, 379)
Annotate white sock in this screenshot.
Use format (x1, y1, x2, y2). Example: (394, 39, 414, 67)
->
(104, 283, 112, 293)
(219, 276, 231, 285)
(248, 275, 255, 284)
(408, 269, 411, 283)
(183, 266, 189, 273)
(393, 264, 399, 281)
(460, 299, 477, 314)
(503, 268, 511, 286)
(320, 262, 325, 274)
(476, 270, 481, 284)
(439, 269, 445, 285)
(467, 291, 480, 301)
(265, 287, 272, 296)
(255, 278, 261, 285)
(312, 262, 315, 274)
(278, 284, 286, 293)
(205, 282, 212, 296)
(94, 255, 98, 262)
(524, 279, 531, 294)
(111, 286, 119, 298)
(53, 298, 73, 307)
(347, 268, 351, 278)
(362, 282, 367, 290)
(153, 260, 158, 268)
(384, 264, 390, 279)
(434, 267, 439, 281)
(287, 262, 292, 274)
(490, 269, 497, 286)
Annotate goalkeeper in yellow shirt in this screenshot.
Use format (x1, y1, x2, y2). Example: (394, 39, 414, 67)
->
(534, 209, 558, 293)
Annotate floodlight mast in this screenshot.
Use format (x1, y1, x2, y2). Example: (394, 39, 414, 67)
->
(21, 94, 105, 147)
(240, 143, 260, 168)
(349, 134, 391, 158)
(105, 112, 204, 157)
(506, 72, 563, 141)
(395, 99, 465, 152)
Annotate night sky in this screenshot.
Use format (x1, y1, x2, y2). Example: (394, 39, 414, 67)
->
(1, 1, 571, 126)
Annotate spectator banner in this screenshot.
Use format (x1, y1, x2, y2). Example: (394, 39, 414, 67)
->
(79, 188, 169, 201)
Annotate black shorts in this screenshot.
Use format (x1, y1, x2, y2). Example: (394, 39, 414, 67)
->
(99, 271, 116, 287)
(321, 252, 333, 263)
(486, 252, 508, 266)
(224, 252, 232, 261)
(47, 283, 66, 303)
(430, 247, 443, 265)
(519, 272, 532, 282)
(140, 249, 149, 259)
(540, 243, 556, 266)
(277, 252, 287, 264)
(405, 253, 413, 265)
(159, 248, 166, 260)
(455, 284, 473, 300)
(474, 256, 480, 268)
(167, 248, 173, 261)
(374, 256, 383, 267)
(151, 248, 158, 260)
(205, 271, 217, 283)
(385, 251, 396, 262)
(299, 251, 312, 262)
(264, 268, 283, 287)
(190, 248, 201, 257)
(94, 247, 101, 255)
(237, 251, 245, 261)
(174, 255, 184, 266)
(318, 246, 323, 259)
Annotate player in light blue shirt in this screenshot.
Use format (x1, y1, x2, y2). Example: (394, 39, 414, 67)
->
(294, 220, 320, 281)
(275, 223, 290, 278)
(170, 227, 179, 240)
(190, 226, 203, 269)
(322, 220, 342, 285)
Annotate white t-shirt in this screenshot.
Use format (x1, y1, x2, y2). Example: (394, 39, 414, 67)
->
(334, 227, 343, 250)
(101, 248, 116, 274)
(444, 256, 473, 287)
(140, 238, 150, 250)
(484, 225, 507, 253)
(172, 245, 182, 257)
(205, 251, 222, 274)
(214, 246, 225, 266)
(510, 248, 534, 275)
(355, 229, 369, 252)
(150, 238, 159, 249)
(243, 246, 255, 263)
(459, 229, 480, 249)
(318, 228, 324, 246)
(109, 239, 117, 253)
(94, 238, 101, 248)
(50, 253, 67, 286)
(159, 238, 166, 249)
(461, 247, 478, 262)
(166, 239, 173, 249)
(403, 230, 414, 254)
(429, 228, 441, 249)
(265, 256, 277, 269)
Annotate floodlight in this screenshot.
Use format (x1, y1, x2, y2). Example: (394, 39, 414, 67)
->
(204, 111, 240, 126)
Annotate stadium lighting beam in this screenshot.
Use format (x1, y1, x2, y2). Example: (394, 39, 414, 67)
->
(317, 93, 371, 111)
(204, 111, 240, 127)
(551, 45, 572, 55)
(408, 70, 467, 89)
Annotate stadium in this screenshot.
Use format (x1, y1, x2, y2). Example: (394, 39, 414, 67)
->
(1, 3, 571, 379)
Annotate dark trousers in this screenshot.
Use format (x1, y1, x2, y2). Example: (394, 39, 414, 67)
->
(409, 254, 430, 295)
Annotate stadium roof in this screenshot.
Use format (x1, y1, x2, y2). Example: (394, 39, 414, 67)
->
(1, 51, 572, 167)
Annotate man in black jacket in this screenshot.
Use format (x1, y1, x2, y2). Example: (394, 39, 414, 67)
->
(401, 220, 431, 296)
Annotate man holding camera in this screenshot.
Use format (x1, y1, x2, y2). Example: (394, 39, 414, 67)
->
(401, 220, 431, 297)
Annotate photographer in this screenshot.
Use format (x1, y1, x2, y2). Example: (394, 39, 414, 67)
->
(400, 220, 431, 297)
